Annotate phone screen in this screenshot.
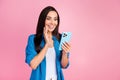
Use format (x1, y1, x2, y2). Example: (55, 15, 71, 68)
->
(59, 32, 72, 50)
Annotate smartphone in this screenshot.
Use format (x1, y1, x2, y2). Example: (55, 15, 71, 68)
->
(59, 32, 72, 50)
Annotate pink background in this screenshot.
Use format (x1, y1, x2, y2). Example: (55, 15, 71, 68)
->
(0, 0, 120, 80)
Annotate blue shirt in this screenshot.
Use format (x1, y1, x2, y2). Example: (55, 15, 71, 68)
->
(25, 34, 69, 80)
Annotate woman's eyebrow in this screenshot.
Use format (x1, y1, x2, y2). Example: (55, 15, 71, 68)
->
(47, 16, 57, 18)
(46, 16, 51, 18)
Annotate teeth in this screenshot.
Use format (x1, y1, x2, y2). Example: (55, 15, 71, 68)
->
(48, 25, 54, 29)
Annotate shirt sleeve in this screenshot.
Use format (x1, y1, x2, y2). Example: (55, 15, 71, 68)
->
(25, 35, 37, 66)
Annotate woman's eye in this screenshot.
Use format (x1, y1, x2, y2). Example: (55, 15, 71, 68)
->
(54, 18, 58, 21)
(46, 18, 50, 20)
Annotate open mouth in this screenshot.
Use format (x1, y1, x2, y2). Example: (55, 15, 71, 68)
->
(48, 25, 54, 29)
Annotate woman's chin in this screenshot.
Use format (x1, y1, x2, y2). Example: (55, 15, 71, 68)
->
(48, 29, 55, 32)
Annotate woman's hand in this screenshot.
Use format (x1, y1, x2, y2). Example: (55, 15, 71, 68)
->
(62, 42, 71, 54)
(61, 42, 71, 68)
(43, 27, 53, 47)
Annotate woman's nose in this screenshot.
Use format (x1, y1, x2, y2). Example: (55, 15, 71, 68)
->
(50, 19, 54, 24)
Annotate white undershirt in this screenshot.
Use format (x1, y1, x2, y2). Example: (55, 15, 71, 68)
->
(45, 47, 57, 80)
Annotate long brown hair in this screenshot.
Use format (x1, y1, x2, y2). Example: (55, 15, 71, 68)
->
(34, 6, 61, 53)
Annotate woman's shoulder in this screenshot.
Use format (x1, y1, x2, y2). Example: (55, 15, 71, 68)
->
(27, 34, 35, 42)
(28, 34, 35, 39)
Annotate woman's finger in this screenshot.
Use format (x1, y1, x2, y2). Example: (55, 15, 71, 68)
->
(62, 44, 70, 53)
(63, 42, 71, 50)
(62, 45, 67, 53)
(65, 42, 71, 47)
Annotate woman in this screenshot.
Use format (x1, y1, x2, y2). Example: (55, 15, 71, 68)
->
(25, 6, 71, 80)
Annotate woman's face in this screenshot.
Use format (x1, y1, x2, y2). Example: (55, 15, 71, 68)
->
(45, 11, 58, 32)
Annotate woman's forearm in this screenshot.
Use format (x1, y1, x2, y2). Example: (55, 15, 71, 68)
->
(30, 44, 49, 70)
(61, 52, 69, 68)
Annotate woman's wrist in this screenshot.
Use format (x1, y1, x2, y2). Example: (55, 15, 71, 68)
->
(45, 43, 49, 49)
(62, 51, 69, 58)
